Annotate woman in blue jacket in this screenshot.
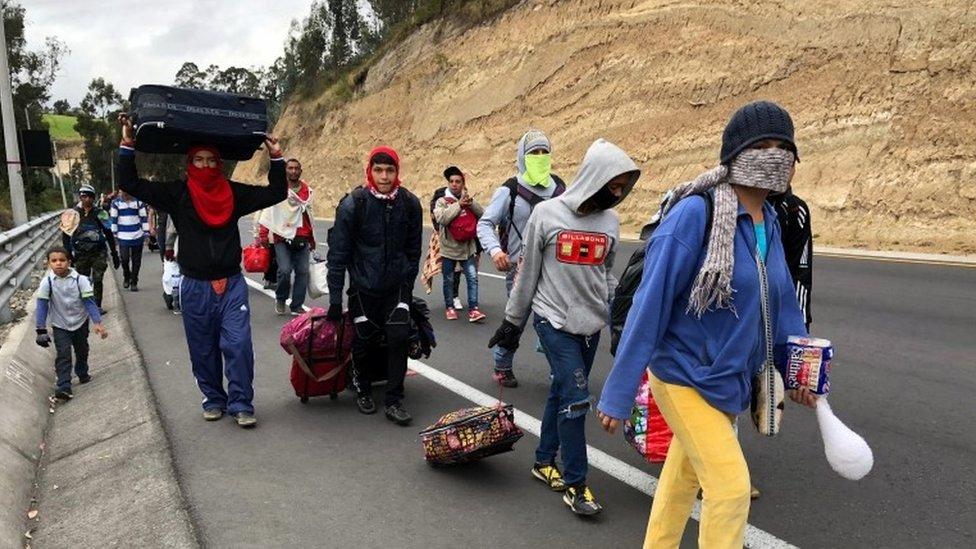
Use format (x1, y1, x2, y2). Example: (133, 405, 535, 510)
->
(597, 101, 817, 549)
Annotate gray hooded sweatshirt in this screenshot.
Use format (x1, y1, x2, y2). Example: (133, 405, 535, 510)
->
(476, 130, 561, 262)
(504, 139, 640, 335)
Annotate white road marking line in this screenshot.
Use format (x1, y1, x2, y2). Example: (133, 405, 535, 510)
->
(242, 275, 796, 549)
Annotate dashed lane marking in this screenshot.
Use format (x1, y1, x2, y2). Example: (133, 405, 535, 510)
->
(242, 276, 797, 549)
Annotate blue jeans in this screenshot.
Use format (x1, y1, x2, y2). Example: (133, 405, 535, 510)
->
(181, 274, 255, 415)
(441, 256, 478, 310)
(492, 268, 520, 371)
(275, 241, 310, 311)
(533, 314, 600, 486)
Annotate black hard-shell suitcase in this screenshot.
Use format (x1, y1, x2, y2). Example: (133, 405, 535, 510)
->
(129, 84, 268, 161)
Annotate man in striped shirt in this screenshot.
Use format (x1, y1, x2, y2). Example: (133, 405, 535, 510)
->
(110, 191, 150, 291)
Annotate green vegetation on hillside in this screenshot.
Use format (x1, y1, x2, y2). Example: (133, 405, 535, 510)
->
(42, 114, 82, 142)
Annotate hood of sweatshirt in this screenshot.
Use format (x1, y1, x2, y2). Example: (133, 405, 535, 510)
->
(559, 139, 640, 214)
(515, 129, 554, 186)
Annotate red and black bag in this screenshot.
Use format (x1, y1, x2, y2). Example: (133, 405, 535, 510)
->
(443, 197, 478, 242)
(281, 310, 354, 403)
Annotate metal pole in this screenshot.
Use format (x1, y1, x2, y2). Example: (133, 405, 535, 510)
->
(0, 17, 28, 225)
(52, 140, 66, 208)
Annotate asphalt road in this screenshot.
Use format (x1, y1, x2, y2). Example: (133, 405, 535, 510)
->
(115, 221, 976, 548)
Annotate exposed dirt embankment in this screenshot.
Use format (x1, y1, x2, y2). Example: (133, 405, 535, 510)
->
(236, 0, 976, 253)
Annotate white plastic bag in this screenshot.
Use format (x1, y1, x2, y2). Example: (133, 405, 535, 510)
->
(307, 258, 329, 299)
(162, 260, 180, 297)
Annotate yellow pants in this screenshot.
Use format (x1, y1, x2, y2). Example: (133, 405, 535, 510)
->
(644, 373, 751, 549)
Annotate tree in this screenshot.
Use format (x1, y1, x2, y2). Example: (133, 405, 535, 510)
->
(174, 61, 206, 89)
(79, 77, 124, 118)
(52, 99, 70, 114)
(75, 78, 125, 191)
(1, 0, 68, 205)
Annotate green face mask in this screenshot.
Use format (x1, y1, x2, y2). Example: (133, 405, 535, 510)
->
(523, 154, 552, 187)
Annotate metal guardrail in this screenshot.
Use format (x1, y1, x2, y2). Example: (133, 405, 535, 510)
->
(0, 211, 62, 323)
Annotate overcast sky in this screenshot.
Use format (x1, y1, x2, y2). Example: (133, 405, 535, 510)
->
(22, 0, 317, 106)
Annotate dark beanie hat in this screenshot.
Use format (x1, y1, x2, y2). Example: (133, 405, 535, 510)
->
(720, 100, 798, 164)
(443, 165, 464, 181)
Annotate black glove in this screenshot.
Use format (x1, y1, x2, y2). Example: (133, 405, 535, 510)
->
(326, 303, 343, 321)
(111, 251, 121, 270)
(488, 320, 522, 352)
(35, 329, 51, 348)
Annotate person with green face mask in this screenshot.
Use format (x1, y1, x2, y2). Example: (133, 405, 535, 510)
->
(476, 129, 566, 388)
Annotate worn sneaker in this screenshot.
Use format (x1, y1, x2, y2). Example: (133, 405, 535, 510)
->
(356, 395, 377, 415)
(384, 403, 412, 426)
(445, 308, 458, 320)
(263, 280, 276, 290)
(203, 408, 224, 421)
(233, 412, 257, 428)
(275, 301, 287, 315)
(99, 308, 107, 315)
(78, 374, 92, 384)
(54, 388, 73, 401)
(494, 369, 518, 388)
(453, 297, 463, 310)
(531, 463, 567, 492)
(564, 484, 603, 516)
(123, 278, 130, 289)
(130, 283, 139, 292)
(468, 308, 486, 323)
(290, 309, 302, 316)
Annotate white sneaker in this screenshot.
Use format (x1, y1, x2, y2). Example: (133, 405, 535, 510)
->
(453, 297, 463, 310)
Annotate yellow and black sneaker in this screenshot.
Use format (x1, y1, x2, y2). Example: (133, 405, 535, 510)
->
(531, 462, 567, 492)
(563, 484, 603, 516)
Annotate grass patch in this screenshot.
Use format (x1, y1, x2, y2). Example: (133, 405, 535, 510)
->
(42, 114, 82, 143)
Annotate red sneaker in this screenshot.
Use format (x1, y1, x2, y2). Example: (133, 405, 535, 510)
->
(468, 308, 487, 323)
(445, 308, 458, 320)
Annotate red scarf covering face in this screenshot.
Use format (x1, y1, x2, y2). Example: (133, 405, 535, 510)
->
(186, 145, 234, 228)
(364, 146, 402, 200)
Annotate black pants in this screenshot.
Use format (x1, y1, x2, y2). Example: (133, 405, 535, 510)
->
(349, 289, 409, 406)
(74, 251, 107, 307)
(120, 243, 143, 286)
(53, 323, 90, 391)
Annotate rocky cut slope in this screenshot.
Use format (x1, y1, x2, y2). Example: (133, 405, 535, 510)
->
(235, 0, 976, 253)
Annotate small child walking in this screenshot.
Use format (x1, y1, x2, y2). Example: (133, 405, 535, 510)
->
(35, 246, 108, 401)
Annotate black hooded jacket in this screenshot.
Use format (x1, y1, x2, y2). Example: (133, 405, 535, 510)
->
(326, 187, 423, 304)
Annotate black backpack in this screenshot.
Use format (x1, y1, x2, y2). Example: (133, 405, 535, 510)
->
(609, 192, 714, 356)
(498, 175, 566, 254)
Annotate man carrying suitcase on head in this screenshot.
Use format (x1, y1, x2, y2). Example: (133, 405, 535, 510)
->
(117, 114, 288, 429)
(62, 184, 121, 314)
(326, 146, 423, 426)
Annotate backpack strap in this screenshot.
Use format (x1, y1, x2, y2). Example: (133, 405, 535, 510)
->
(500, 175, 566, 254)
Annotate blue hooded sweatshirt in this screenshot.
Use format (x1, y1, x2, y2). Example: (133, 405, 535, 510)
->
(597, 195, 807, 418)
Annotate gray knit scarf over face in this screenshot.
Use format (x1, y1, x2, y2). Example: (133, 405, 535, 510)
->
(661, 148, 794, 316)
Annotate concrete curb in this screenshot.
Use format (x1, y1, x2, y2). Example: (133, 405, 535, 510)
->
(2, 273, 200, 548)
(0, 289, 54, 549)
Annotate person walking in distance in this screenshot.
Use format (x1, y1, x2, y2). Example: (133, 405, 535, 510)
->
(433, 166, 486, 322)
(110, 190, 149, 291)
(62, 184, 121, 314)
(477, 130, 566, 388)
(326, 147, 423, 426)
(490, 138, 640, 516)
(257, 158, 316, 315)
(117, 114, 287, 429)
